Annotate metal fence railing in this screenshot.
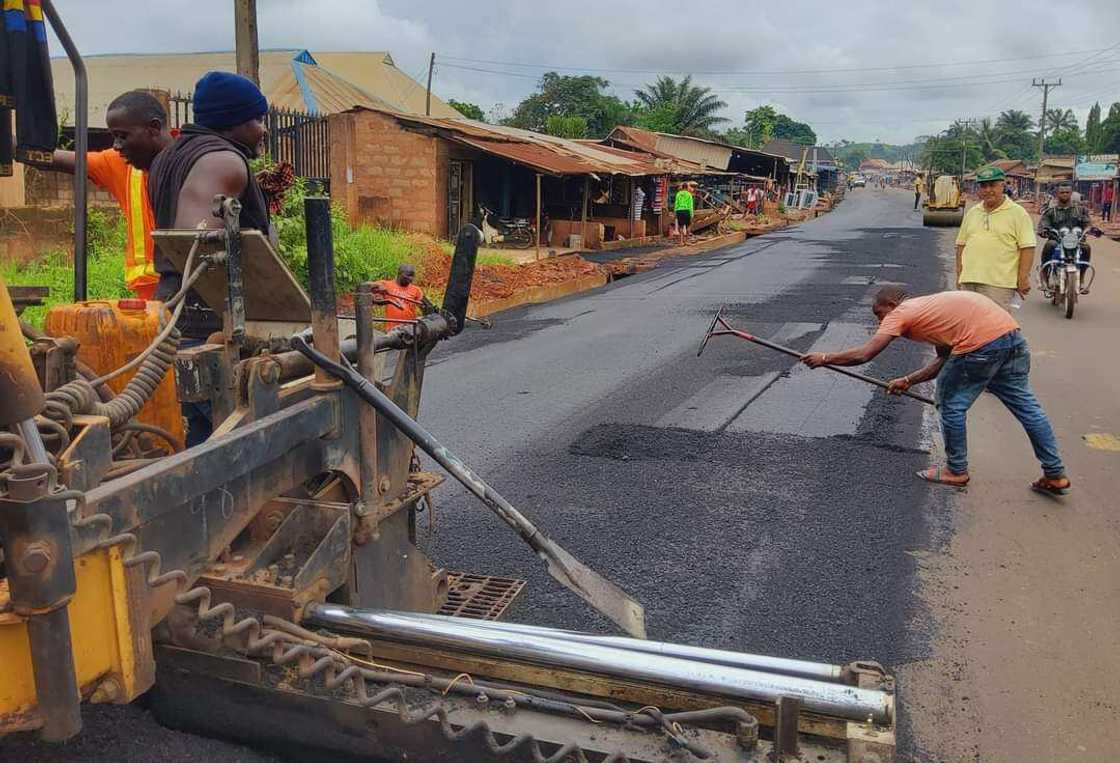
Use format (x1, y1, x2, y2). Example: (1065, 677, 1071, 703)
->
(169, 92, 331, 191)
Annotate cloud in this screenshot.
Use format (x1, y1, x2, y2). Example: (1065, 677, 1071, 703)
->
(45, 0, 1120, 144)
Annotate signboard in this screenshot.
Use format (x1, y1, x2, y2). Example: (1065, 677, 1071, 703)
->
(1075, 154, 1118, 181)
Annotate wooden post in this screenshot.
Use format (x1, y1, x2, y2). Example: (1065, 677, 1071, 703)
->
(234, 0, 260, 85)
(535, 173, 542, 261)
(425, 52, 435, 116)
(628, 177, 634, 240)
(581, 177, 589, 248)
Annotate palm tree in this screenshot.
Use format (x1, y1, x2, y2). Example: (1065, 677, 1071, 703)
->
(1044, 108, 1078, 134)
(634, 76, 728, 137)
(976, 118, 1007, 161)
(996, 109, 1034, 134)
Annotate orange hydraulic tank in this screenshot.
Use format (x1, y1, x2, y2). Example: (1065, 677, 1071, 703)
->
(45, 299, 185, 446)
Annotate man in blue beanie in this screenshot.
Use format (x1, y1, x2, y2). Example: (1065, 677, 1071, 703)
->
(147, 71, 274, 444)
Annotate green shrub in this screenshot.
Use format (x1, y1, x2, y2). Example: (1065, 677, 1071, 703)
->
(2, 212, 130, 328)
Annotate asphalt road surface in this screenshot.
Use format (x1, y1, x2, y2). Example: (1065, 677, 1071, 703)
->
(3, 187, 953, 761)
(419, 185, 950, 759)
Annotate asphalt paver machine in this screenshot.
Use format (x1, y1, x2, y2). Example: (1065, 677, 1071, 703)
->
(0, 6, 897, 762)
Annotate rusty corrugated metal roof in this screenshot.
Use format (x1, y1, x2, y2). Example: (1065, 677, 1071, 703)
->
(363, 108, 674, 176)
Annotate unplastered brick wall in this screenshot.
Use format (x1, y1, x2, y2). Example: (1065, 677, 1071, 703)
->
(24, 165, 117, 208)
(329, 110, 445, 236)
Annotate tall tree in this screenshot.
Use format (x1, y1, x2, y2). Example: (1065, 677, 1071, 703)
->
(995, 109, 1036, 160)
(506, 72, 633, 138)
(773, 114, 817, 146)
(976, 117, 1007, 161)
(544, 115, 588, 139)
(447, 99, 485, 121)
(1098, 102, 1120, 153)
(744, 105, 778, 147)
(1085, 102, 1102, 152)
(1044, 108, 1078, 134)
(633, 76, 728, 137)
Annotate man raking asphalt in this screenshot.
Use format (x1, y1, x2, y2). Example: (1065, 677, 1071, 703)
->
(701, 288, 1071, 494)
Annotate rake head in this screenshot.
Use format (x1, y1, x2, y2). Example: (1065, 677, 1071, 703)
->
(697, 305, 728, 357)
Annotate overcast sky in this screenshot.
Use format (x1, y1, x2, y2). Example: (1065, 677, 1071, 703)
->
(47, 0, 1120, 145)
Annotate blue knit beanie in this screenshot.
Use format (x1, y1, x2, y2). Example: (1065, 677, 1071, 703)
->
(193, 71, 268, 130)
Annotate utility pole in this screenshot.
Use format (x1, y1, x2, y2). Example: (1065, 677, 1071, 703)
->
(425, 52, 435, 116)
(956, 119, 976, 180)
(1033, 78, 1061, 202)
(234, 0, 260, 85)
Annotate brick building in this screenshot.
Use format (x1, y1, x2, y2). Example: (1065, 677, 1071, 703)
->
(329, 107, 691, 248)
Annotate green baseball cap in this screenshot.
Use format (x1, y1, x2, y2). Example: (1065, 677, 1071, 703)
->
(975, 166, 1006, 182)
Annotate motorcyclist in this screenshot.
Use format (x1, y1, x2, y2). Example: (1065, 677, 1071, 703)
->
(1038, 181, 1092, 293)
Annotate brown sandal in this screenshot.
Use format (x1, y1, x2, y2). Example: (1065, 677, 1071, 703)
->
(1030, 476, 1071, 496)
(916, 465, 970, 488)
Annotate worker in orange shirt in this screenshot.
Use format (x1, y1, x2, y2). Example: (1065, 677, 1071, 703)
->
(36, 90, 173, 299)
(370, 264, 435, 322)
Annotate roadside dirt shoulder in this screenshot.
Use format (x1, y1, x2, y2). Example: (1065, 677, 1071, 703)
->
(902, 235, 1120, 761)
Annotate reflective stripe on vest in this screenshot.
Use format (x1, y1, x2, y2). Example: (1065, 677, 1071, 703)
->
(124, 167, 158, 288)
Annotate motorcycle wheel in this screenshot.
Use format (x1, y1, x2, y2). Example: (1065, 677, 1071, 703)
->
(511, 229, 534, 249)
(1064, 271, 1077, 319)
(1050, 270, 1062, 306)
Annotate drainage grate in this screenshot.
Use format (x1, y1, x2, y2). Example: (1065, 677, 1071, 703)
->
(439, 572, 526, 621)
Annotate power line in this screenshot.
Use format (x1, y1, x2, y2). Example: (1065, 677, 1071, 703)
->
(438, 46, 1118, 77)
(435, 61, 1120, 96)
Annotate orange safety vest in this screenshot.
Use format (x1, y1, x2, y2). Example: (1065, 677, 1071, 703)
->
(87, 150, 160, 299)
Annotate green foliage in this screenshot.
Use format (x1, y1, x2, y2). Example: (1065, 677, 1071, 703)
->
(448, 99, 486, 121)
(544, 115, 589, 139)
(744, 106, 778, 147)
(269, 176, 435, 296)
(1044, 108, 1078, 134)
(773, 114, 816, 146)
(1044, 126, 1083, 156)
(632, 76, 728, 137)
(505, 72, 633, 138)
(1098, 102, 1120, 153)
(1086, 103, 1102, 152)
(720, 126, 752, 148)
(1, 212, 131, 328)
(993, 110, 1036, 160)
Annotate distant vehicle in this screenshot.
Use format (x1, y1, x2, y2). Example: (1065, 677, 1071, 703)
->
(851, 176, 867, 188)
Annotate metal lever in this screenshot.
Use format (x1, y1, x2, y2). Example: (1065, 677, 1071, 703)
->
(213, 195, 245, 344)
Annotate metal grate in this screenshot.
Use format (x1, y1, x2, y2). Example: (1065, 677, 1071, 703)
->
(439, 572, 525, 621)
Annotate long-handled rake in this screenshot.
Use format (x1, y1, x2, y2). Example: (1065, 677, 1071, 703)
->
(698, 306, 935, 406)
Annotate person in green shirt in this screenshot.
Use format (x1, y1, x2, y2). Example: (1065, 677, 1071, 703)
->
(674, 181, 696, 245)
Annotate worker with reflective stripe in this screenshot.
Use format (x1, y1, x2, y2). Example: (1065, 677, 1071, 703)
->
(35, 91, 173, 299)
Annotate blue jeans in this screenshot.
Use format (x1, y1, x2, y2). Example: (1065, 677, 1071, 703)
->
(180, 338, 214, 447)
(936, 331, 1064, 478)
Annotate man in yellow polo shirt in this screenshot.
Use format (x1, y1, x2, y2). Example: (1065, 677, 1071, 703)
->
(954, 166, 1035, 312)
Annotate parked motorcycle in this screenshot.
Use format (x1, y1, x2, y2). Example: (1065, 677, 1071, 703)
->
(1039, 226, 1101, 319)
(479, 205, 535, 249)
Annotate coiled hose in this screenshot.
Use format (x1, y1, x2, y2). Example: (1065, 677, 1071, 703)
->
(42, 326, 181, 429)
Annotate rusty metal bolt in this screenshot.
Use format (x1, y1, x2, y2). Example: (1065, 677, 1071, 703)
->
(502, 697, 517, 713)
(90, 677, 123, 704)
(259, 361, 281, 385)
(263, 510, 285, 534)
(20, 541, 52, 575)
(735, 716, 759, 750)
(377, 476, 392, 495)
(475, 693, 489, 706)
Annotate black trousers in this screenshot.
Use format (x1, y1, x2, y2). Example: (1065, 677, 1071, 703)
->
(914, 192, 920, 209)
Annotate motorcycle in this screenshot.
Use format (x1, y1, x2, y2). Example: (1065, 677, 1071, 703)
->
(479, 205, 535, 249)
(1039, 226, 1101, 319)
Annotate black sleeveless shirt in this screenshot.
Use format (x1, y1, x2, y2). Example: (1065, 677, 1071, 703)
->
(147, 125, 271, 337)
